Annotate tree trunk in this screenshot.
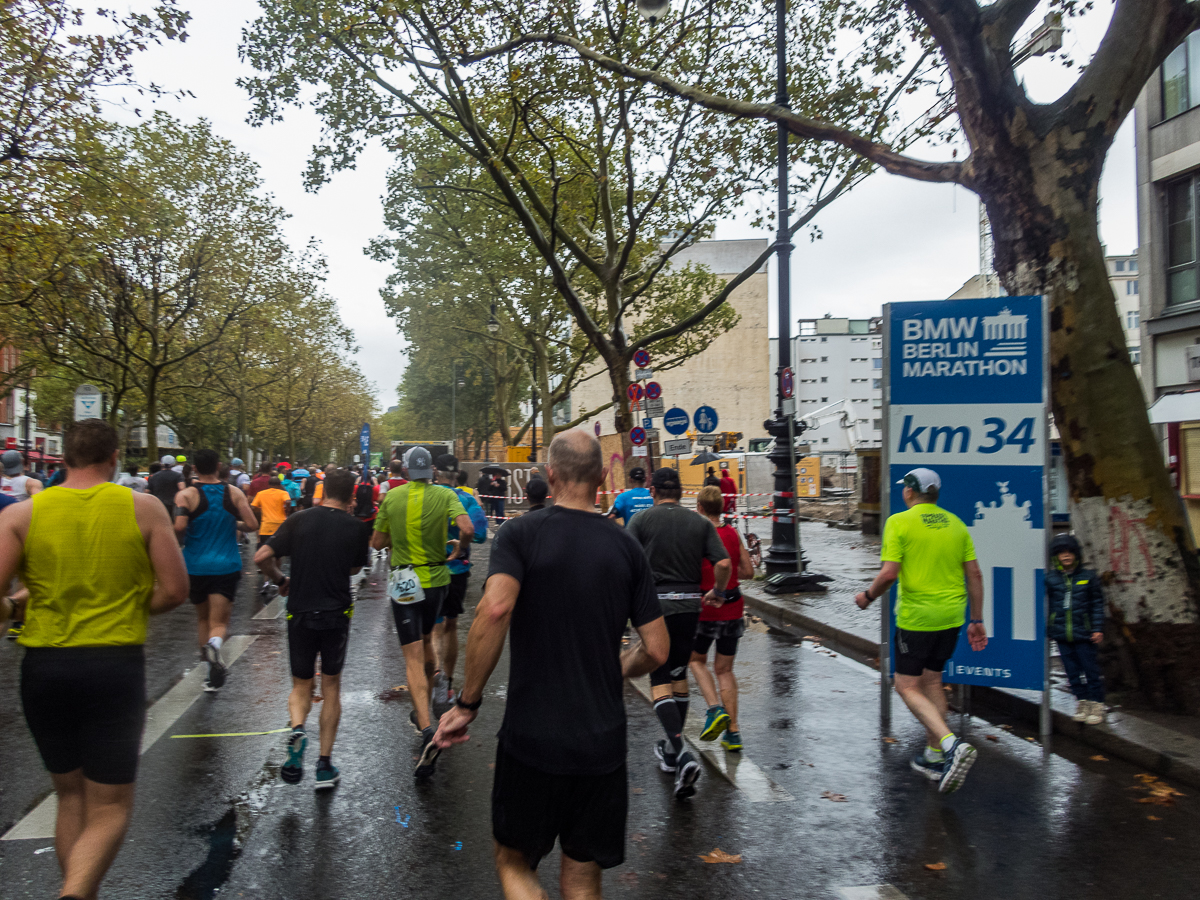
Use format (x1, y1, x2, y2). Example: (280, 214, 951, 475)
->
(145, 376, 159, 463)
(986, 141, 1200, 712)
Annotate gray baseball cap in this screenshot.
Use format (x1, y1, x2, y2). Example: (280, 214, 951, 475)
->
(404, 446, 434, 479)
(1, 450, 23, 476)
(897, 467, 941, 492)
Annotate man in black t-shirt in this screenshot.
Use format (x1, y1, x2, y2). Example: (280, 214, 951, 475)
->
(254, 470, 371, 790)
(147, 454, 184, 514)
(434, 430, 668, 898)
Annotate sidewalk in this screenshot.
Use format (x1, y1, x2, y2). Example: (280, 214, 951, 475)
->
(742, 520, 1200, 790)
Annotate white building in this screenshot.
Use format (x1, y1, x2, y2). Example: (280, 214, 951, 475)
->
(1107, 252, 1142, 375)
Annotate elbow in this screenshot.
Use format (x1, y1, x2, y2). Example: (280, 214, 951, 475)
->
(649, 645, 669, 668)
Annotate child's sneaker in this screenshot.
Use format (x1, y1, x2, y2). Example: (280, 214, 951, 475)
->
(1072, 700, 1088, 722)
(1084, 701, 1106, 726)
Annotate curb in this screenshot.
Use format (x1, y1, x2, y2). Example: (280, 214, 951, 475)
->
(742, 588, 1200, 791)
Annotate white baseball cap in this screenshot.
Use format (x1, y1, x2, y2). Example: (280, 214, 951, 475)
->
(897, 467, 941, 492)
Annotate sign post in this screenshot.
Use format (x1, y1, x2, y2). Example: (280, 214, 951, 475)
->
(359, 424, 371, 467)
(74, 384, 103, 422)
(882, 296, 1049, 732)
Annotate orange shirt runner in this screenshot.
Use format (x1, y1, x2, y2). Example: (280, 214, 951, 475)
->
(252, 487, 291, 536)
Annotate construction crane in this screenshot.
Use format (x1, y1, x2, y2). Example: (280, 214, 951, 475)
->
(800, 400, 865, 450)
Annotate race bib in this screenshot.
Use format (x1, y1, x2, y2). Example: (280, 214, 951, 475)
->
(388, 566, 425, 605)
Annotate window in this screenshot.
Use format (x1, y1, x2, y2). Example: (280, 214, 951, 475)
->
(821, 397, 828, 403)
(849, 357, 867, 362)
(821, 437, 829, 444)
(873, 419, 883, 431)
(800, 378, 816, 384)
(820, 356, 828, 362)
(873, 379, 882, 389)
(1131, 259, 1139, 273)
(853, 398, 869, 403)
(800, 357, 817, 363)
(1168, 177, 1199, 305)
(1127, 279, 1139, 295)
(820, 336, 827, 342)
(872, 339, 882, 349)
(1163, 33, 1200, 119)
(820, 376, 828, 383)
(1129, 347, 1141, 364)
(1115, 260, 1125, 272)
(1127, 310, 1140, 329)
(851, 378, 867, 383)
(872, 358, 883, 369)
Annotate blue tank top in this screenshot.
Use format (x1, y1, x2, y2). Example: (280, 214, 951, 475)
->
(183, 482, 242, 576)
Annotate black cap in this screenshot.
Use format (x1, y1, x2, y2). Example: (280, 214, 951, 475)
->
(1049, 533, 1081, 558)
(651, 467, 681, 489)
(434, 453, 459, 472)
(628, 467, 646, 482)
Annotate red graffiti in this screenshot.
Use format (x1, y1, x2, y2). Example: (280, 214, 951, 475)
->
(1108, 505, 1156, 583)
(608, 452, 627, 495)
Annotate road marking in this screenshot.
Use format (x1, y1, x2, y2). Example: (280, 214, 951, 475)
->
(630, 677, 794, 802)
(171, 727, 290, 739)
(2, 635, 257, 841)
(252, 596, 284, 619)
(838, 887, 909, 900)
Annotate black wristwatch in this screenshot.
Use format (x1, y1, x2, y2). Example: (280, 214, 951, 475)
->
(276, 577, 288, 587)
(455, 695, 482, 711)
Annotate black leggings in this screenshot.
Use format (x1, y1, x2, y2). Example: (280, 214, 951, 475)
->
(650, 612, 700, 687)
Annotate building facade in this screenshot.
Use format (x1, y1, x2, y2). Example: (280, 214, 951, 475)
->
(789, 317, 883, 452)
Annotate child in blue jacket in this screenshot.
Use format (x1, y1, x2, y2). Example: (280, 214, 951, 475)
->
(1046, 533, 1106, 725)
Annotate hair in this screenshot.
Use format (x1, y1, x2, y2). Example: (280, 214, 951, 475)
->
(324, 469, 356, 503)
(546, 430, 603, 486)
(697, 485, 724, 517)
(125, 464, 140, 477)
(527, 479, 549, 504)
(148, 462, 162, 475)
(324, 464, 336, 475)
(655, 483, 683, 501)
(390, 458, 405, 475)
(63, 420, 119, 469)
(268, 475, 282, 488)
(915, 485, 939, 503)
(457, 471, 468, 486)
(260, 462, 274, 474)
(193, 449, 219, 476)
(182, 464, 193, 482)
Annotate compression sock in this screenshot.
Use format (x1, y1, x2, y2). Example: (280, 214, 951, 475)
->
(654, 696, 685, 758)
(317, 755, 332, 769)
(674, 693, 689, 730)
(924, 745, 944, 763)
(940, 733, 957, 753)
(208, 635, 223, 652)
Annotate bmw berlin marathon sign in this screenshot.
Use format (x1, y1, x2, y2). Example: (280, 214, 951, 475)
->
(883, 296, 1048, 691)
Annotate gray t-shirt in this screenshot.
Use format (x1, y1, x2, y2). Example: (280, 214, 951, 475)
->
(626, 502, 729, 615)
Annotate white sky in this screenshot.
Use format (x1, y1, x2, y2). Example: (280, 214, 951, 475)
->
(108, 1, 1136, 409)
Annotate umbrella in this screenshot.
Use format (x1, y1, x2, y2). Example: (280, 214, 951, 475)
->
(690, 451, 724, 466)
(481, 465, 511, 476)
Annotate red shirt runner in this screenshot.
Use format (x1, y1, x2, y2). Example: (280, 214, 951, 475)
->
(699, 524, 744, 621)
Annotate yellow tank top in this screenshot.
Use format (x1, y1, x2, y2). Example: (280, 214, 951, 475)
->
(19, 482, 155, 647)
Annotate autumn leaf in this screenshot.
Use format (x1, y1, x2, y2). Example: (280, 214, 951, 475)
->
(925, 862, 947, 871)
(1090, 755, 1107, 761)
(881, 737, 898, 744)
(699, 848, 743, 864)
(986, 735, 999, 742)
(1147, 815, 1162, 821)
(821, 790, 848, 802)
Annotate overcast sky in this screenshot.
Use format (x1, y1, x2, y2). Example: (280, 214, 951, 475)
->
(109, 1, 1135, 410)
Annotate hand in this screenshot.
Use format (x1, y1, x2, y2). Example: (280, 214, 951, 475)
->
(702, 590, 724, 608)
(277, 577, 290, 597)
(1092, 631, 1103, 645)
(446, 539, 463, 561)
(855, 591, 873, 610)
(433, 704, 477, 749)
(967, 622, 988, 651)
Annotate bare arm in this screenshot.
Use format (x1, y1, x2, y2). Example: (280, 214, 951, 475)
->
(26, 478, 42, 496)
(856, 561, 901, 609)
(230, 486, 259, 533)
(0, 503, 30, 625)
(135, 494, 189, 615)
(447, 513, 473, 561)
(173, 486, 196, 537)
(370, 529, 391, 551)
(737, 542, 754, 581)
(964, 559, 987, 651)
(253, 543, 290, 596)
(620, 615, 669, 678)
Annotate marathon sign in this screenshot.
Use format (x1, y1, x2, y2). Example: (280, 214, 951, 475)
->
(883, 296, 1048, 692)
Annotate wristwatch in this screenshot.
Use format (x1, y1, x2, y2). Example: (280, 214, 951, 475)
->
(969, 618, 984, 624)
(455, 695, 482, 711)
(276, 577, 288, 587)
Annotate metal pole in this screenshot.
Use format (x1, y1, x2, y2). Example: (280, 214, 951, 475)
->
(451, 360, 457, 458)
(787, 412, 802, 576)
(531, 355, 538, 463)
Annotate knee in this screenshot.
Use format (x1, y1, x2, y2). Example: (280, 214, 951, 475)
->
(714, 656, 734, 677)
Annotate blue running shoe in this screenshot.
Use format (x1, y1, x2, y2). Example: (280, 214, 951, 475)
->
(314, 762, 340, 790)
(721, 730, 743, 753)
(281, 731, 306, 784)
(700, 706, 730, 741)
(938, 739, 977, 795)
(910, 750, 944, 782)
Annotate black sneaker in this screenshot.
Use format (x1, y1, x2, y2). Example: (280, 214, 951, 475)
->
(415, 728, 440, 780)
(281, 731, 306, 784)
(409, 708, 423, 735)
(203, 643, 226, 690)
(674, 752, 701, 800)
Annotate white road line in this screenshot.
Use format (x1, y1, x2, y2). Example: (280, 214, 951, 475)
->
(838, 886, 909, 900)
(252, 596, 284, 620)
(629, 676, 794, 802)
(2, 635, 258, 842)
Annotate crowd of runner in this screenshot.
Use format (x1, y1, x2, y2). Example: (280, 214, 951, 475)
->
(0, 423, 1029, 900)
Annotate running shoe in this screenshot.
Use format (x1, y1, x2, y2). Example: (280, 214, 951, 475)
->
(204, 643, 226, 691)
(910, 750, 944, 782)
(432, 671, 449, 707)
(700, 706, 730, 741)
(281, 731, 306, 784)
(674, 753, 701, 800)
(5, 621, 22, 640)
(409, 709, 424, 735)
(415, 729, 440, 780)
(721, 730, 743, 753)
(938, 739, 977, 795)
(654, 740, 678, 773)
(314, 761, 340, 790)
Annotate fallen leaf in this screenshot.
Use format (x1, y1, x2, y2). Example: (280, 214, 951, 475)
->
(699, 848, 742, 864)
(1135, 773, 1159, 783)
(1025, 736, 1037, 742)
(821, 790, 848, 802)
(802, 635, 822, 641)
(881, 737, 898, 744)
(1147, 815, 1162, 821)
(999, 724, 1013, 730)
(631, 787, 644, 794)
(393, 685, 408, 691)
(925, 862, 947, 872)
(986, 735, 999, 742)
(631, 832, 646, 843)
(1131, 775, 1185, 806)
(1090, 755, 1108, 761)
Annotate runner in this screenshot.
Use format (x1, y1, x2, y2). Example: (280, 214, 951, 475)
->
(431, 454, 489, 708)
(227, 457, 252, 490)
(371, 446, 473, 778)
(116, 464, 148, 492)
(173, 449, 259, 692)
(172, 455, 186, 474)
(378, 458, 408, 498)
(148, 454, 184, 514)
(246, 462, 273, 501)
(605, 466, 652, 526)
(689, 486, 755, 752)
(855, 467, 987, 795)
(255, 470, 370, 790)
(525, 478, 549, 511)
(251, 475, 292, 596)
(626, 466, 731, 800)
(433, 431, 667, 898)
(0, 419, 189, 900)
(1, 449, 44, 501)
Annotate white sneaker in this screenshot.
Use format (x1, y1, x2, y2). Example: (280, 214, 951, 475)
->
(1072, 700, 1088, 722)
(1084, 700, 1106, 726)
(432, 671, 449, 707)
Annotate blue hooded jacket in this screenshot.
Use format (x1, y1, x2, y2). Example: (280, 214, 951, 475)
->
(1045, 534, 1105, 643)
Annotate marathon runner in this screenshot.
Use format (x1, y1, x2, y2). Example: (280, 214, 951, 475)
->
(174, 449, 259, 692)
(371, 446, 473, 778)
(433, 430, 667, 899)
(255, 470, 371, 789)
(227, 457, 251, 490)
(1, 449, 44, 501)
(251, 475, 292, 597)
(856, 468, 987, 795)
(626, 466, 731, 800)
(116, 464, 148, 492)
(148, 455, 184, 514)
(0, 420, 188, 900)
(605, 466, 652, 526)
(378, 458, 408, 498)
(246, 462, 273, 501)
(431, 454, 488, 708)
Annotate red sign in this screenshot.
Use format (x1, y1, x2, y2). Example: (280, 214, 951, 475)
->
(626, 384, 644, 402)
(633, 349, 652, 369)
(4, 438, 16, 450)
(781, 366, 795, 399)
(645, 382, 662, 400)
(630, 427, 647, 446)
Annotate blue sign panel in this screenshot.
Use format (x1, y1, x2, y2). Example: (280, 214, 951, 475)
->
(643, 418, 653, 429)
(663, 408, 689, 435)
(694, 405, 719, 434)
(884, 296, 1047, 692)
(360, 423, 371, 460)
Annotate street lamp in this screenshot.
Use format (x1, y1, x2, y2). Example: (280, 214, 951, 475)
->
(637, 0, 669, 23)
(450, 358, 467, 457)
(487, 303, 499, 460)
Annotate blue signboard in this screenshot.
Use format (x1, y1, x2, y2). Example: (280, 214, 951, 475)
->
(884, 296, 1047, 692)
(694, 405, 719, 434)
(643, 418, 653, 429)
(360, 423, 371, 461)
(663, 408, 689, 435)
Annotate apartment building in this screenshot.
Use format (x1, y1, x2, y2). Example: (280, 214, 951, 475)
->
(790, 316, 883, 452)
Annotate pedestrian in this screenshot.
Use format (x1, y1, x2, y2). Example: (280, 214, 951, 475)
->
(690, 485, 755, 753)
(255, 470, 371, 789)
(704, 466, 720, 488)
(855, 468, 987, 795)
(493, 471, 508, 520)
(173, 449, 259, 692)
(227, 457, 251, 490)
(627, 466, 731, 800)
(1046, 533, 1107, 725)
(116, 463, 148, 492)
(0, 419, 188, 900)
(605, 466, 653, 526)
(1, 449, 44, 501)
(525, 478, 549, 511)
(718, 466, 738, 520)
(371, 446, 473, 778)
(433, 430, 668, 898)
(147, 455, 184, 514)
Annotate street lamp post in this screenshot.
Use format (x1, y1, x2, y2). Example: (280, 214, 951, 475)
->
(450, 359, 467, 458)
(487, 304, 499, 462)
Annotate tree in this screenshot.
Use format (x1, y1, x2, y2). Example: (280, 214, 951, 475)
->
(527, 0, 1200, 709)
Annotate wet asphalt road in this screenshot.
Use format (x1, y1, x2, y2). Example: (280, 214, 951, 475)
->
(1, 536, 1198, 899)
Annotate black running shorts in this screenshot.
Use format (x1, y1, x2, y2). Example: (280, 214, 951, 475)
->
(492, 744, 626, 871)
(693, 617, 746, 657)
(188, 571, 242, 605)
(437, 571, 469, 622)
(894, 626, 962, 676)
(21, 646, 146, 785)
(650, 611, 700, 687)
(391, 584, 446, 646)
(287, 611, 351, 680)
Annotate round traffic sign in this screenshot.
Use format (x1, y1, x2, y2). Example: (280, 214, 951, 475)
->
(645, 382, 662, 400)
(663, 407, 689, 435)
(630, 426, 647, 446)
(694, 405, 719, 434)
(781, 367, 795, 399)
(626, 383, 644, 402)
(633, 349, 651, 369)
(594, 422, 601, 436)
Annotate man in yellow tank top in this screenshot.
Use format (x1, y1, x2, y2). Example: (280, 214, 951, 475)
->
(0, 420, 189, 900)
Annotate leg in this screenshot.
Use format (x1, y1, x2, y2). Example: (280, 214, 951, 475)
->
(317, 672, 342, 757)
(1058, 642, 1087, 699)
(494, 842, 549, 900)
(205, 594, 232, 644)
(559, 855, 603, 900)
(288, 676, 315, 729)
(689, 651, 720, 708)
(194, 599, 211, 648)
(57, 778, 136, 900)
(436, 617, 459, 682)
(403, 638, 433, 730)
(714, 653, 739, 732)
(895, 672, 952, 747)
(51, 769, 86, 876)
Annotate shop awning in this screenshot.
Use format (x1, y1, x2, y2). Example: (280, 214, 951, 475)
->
(1148, 392, 1200, 424)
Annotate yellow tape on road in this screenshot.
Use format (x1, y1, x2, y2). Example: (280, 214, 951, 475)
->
(170, 727, 291, 739)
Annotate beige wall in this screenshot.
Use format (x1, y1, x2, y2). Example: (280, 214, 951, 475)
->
(573, 239, 772, 449)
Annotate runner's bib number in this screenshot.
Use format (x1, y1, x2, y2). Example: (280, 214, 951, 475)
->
(388, 566, 425, 605)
